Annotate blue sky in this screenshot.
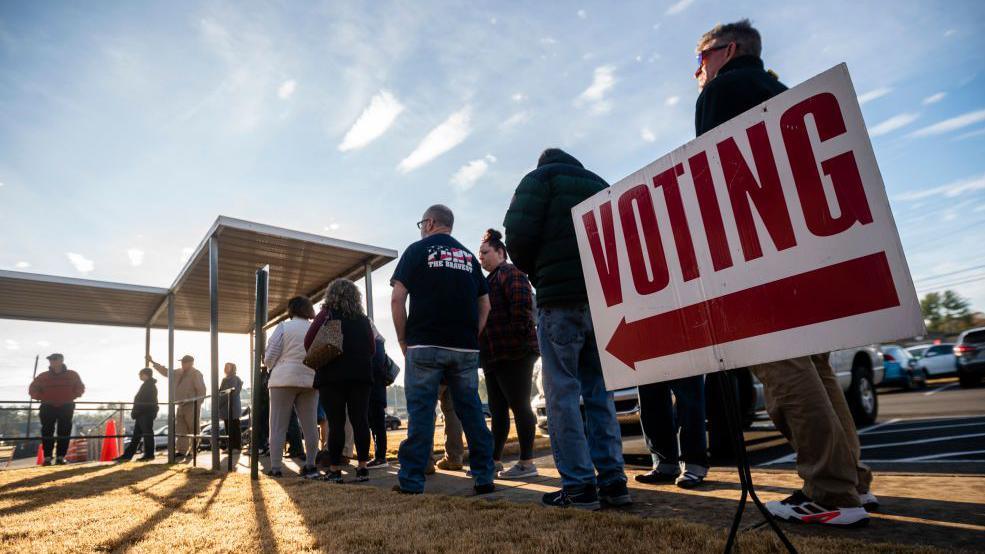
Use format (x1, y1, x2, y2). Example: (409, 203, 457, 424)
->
(1, 0, 984, 401)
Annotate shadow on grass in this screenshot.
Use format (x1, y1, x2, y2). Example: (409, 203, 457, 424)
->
(251, 478, 279, 552)
(0, 463, 112, 494)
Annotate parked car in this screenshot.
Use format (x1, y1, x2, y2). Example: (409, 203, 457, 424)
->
(879, 344, 926, 390)
(121, 425, 169, 454)
(908, 343, 957, 379)
(384, 413, 402, 430)
(955, 328, 985, 388)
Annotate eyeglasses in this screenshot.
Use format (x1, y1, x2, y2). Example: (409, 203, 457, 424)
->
(416, 218, 432, 230)
(696, 43, 730, 68)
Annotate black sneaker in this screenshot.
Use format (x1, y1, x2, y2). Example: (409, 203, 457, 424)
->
(355, 467, 369, 482)
(473, 483, 495, 496)
(320, 470, 343, 484)
(634, 469, 678, 484)
(264, 469, 283, 477)
(299, 466, 321, 480)
(599, 480, 633, 507)
(113, 455, 132, 463)
(136, 456, 155, 462)
(675, 471, 705, 489)
(392, 484, 422, 495)
(766, 491, 869, 527)
(541, 488, 601, 511)
(366, 458, 390, 470)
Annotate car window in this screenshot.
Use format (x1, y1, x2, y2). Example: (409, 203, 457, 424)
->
(929, 345, 954, 355)
(963, 331, 985, 344)
(907, 347, 928, 359)
(883, 346, 905, 359)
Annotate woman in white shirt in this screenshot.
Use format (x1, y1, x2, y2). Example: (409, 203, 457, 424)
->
(263, 296, 320, 478)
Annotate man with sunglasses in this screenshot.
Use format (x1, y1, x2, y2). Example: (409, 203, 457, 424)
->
(693, 19, 876, 527)
(390, 204, 496, 495)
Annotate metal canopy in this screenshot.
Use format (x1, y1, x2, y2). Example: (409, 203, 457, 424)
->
(0, 216, 397, 333)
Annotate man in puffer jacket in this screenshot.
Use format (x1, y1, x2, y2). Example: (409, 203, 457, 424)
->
(503, 148, 630, 510)
(28, 353, 85, 465)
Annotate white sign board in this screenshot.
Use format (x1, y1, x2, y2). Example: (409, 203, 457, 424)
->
(572, 64, 925, 390)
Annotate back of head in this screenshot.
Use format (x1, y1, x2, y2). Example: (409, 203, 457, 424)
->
(139, 367, 153, 379)
(287, 295, 316, 320)
(324, 278, 365, 319)
(424, 204, 454, 230)
(697, 18, 762, 58)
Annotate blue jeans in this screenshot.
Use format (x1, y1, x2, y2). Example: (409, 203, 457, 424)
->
(398, 347, 495, 493)
(638, 375, 708, 475)
(538, 304, 626, 491)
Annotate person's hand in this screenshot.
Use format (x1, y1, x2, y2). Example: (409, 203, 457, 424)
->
(145, 355, 154, 364)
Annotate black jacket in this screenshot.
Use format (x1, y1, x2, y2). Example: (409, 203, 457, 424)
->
(131, 378, 159, 419)
(314, 315, 376, 387)
(502, 149, 609, 308)
(695, 55, 788, 137)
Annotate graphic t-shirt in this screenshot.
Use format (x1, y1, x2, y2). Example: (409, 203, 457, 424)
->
(391, 233, 489, 350)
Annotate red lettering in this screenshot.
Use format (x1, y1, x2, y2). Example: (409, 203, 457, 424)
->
(717, 122, 797, 261)
(582, 202, 622, 307)
(618, 184, 670, 295)
(687, 152, 734, 271)
(652, 164, 699, 282)
(781, 92, 873, 237)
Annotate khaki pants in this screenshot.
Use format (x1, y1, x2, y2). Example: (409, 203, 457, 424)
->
(431, 384, 464, 463)
(751, 353, 872, 507)
(175, 403, 199, 457)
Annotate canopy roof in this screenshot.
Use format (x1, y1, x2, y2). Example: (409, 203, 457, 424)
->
(0, 216, 397, 334)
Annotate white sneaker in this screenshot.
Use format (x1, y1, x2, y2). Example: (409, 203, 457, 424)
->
(859, 491, 879, 512)
(766, 491, 869, 527)
(497, 463, 538, 480)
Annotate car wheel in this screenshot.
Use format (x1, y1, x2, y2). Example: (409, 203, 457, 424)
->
(917, 370, 929, 389)
(902, 371, 916, 391)
(847, 365, 878, 427)
(958, 369, 981, 388)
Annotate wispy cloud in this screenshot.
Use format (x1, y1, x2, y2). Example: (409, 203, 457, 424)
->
(944, 29, 957, 37)
(398, 107, 472, 173)
(4, 339, 18, 351)
(868, 112, 919, 137)
(15, 261, 30, 269)
(324, 223, 341, 232)
(278, 79, 297, 100)
(511, 92, 526, 102)
(451, 155, 497, 192)
(339, 90, 405, 152)
(37, 340, 50, 347)
(500, 111, 530, 130)
(577, 9, 587, 19)
(857, 87, 892, 105)
(180, 247, 194, 265)
(922, 92, 946, 105)
(666, 0, 695, 15)
(665, 95, 680, 107)
(895, 172, 985, 202)
(909, 109, 985, 138)
(576, 65, 616, 114)
(540, 37, 558, 46)
(127, 248, 145, 267)
(66, 253, 94, 274)
(955, 128, 985, 141)
(641, 128, 656, 142)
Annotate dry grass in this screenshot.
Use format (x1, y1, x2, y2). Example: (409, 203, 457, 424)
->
(386, 421, 551, 458)
(0, 464, 944, 553)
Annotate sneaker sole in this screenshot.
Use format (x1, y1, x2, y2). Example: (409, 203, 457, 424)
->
(497, 470, 538, 480)
(542, 499, 601, 511)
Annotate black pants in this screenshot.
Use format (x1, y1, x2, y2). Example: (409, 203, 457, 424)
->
(638, 376, 709, 470)
(223, 418, 242, 451)
(483, 355, 538, 461)
(286, 410, 304, 457)
(39, 403, 74, 458)
(320, 381, 372, 465)
(368, 384, 387, 460)
(705, 371, 739, 463)
(122, 413, 157, 459)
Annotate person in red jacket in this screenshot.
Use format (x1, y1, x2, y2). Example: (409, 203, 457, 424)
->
(28, 353, 85, 465)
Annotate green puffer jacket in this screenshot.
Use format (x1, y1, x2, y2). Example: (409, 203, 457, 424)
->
(503, 149, 608, 308)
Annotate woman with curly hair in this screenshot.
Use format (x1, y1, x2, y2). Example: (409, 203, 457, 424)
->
(304, 278, 376, 483)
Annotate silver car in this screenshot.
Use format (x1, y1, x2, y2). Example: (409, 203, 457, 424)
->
(908, 343, 957, 378)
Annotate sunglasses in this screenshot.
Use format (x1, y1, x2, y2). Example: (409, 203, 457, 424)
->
(696, 43, 730, 68)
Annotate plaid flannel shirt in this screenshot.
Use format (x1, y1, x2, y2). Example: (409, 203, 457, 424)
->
(480, 262, 539, 365)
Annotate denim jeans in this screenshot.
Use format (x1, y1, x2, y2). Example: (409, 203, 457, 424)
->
(638, 375, 708, 476)
(538, 304, 626, 491)
(398, 347, 495, 493)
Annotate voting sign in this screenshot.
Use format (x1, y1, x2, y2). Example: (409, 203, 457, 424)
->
(572, 64, 925, 390)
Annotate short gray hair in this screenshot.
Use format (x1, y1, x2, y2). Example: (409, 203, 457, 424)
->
(698, 19, 762, 58)
(424, 204, 454, 229)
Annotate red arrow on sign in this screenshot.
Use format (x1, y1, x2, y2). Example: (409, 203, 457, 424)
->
(605, 252, 901, 369)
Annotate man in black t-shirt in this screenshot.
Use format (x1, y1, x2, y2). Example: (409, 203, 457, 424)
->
(390, 204, 496, 495)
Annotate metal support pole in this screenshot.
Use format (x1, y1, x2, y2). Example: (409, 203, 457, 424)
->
(144, 327, 151, 367)
(209, 236, 221, 471)
(364, 261, 374, 320)
(167, 293, 176, 464)
(25, 355, 39, 439)
(251, 266, 269, 480)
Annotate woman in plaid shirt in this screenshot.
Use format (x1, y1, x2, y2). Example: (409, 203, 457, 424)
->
(478, 229, 541, 479)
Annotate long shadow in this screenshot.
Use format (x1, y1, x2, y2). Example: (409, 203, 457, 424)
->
(0, 465, 169, 519)
(200, 473, 228, 514)
(0, 463, 111, 494)
(250, 478, 279, 552)
(96, 470, 218, 551)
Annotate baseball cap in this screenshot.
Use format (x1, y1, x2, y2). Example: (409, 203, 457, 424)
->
(46, 353, 64, 361)
(179, 355, 194, 363)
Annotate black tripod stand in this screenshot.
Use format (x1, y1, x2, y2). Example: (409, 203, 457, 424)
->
(715, 372, 797, 553)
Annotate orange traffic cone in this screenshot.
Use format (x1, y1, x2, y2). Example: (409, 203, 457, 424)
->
(100, 420, 119, 461)
(36, 444, 44, 465)
(65, 438, 88, 463)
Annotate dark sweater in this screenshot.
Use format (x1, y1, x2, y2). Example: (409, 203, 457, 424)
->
(694, 55, 788, 137)
(131, 378, 159, 419)
(305, 310, 376, 387)
(503, 149, 609, 308)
